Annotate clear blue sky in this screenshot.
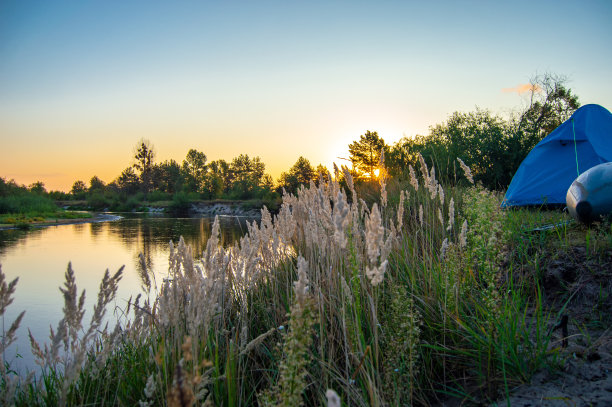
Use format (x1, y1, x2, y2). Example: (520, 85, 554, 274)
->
(1, 0, 611, 191)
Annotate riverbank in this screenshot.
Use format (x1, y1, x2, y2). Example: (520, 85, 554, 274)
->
(0, 200, 263, 231)
(0, 212, 122, 231)
(189, 200, 262, 217)
(3, 173, 609, 405)
(58, 198, 266, 217)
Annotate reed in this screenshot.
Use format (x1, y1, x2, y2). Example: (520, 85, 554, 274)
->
(0, 154, 570, 406)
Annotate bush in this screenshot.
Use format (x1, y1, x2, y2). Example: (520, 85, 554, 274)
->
(1, 156, 559, 406)
(168, 191, 192, 215)
(86, 193, 111, 211)
(147, 190, 171, 202)
(0, 194, 58, 214)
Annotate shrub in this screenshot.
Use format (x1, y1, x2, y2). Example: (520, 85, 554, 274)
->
(1, 155, 558, 406)
(0, 194, 58, 214)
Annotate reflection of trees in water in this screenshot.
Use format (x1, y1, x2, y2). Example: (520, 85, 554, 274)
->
(0, 216, 255, 276)
(100, 216, 255, 274)
(89, 221, 104, 239)
(72, 223, 86, 233)
(0, 228, 45, 256)
(136, 220, 155, 286)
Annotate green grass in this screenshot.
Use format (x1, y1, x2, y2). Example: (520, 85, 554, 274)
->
(0, 192, 93, 227)
(0, 194, 58, 215)
(2, 159, 608, 406)
(0, 211, 92, 226)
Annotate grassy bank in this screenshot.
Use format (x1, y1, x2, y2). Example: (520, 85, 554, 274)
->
(1, 157, 609, 406)
(0, 193, 92, 228)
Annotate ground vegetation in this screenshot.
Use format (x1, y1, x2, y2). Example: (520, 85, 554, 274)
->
(2, 153, 609, 406)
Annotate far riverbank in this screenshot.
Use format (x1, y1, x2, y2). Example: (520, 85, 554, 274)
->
(0, 213, 122, 231)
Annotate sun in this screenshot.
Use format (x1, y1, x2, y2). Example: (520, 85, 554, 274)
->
(373, 168, 380, 178)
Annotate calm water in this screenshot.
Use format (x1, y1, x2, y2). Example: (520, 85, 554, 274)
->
(0, 214, 253, 372)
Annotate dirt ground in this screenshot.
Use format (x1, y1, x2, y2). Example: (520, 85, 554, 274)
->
(492, 244, 612, 406)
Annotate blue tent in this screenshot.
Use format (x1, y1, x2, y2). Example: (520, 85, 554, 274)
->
(502, 104, 612, 207)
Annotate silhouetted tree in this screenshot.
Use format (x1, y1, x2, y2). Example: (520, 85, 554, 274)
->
(29, 181, 46, 194)
(71, 180, 87, 197)
(156, 160, 183, 193)
(313, 164, 330, 186)
(277, 156, 316, 194)
(348, 130, 387, 179)
(203, 160, 230, 198)
(116, 167, 140, 195)
(133, 139, 155, 199)
(515, 72, 580, 151)
(182, 149, 207, 193)
(89, 176, 106, 193)
(229, 154, 266, 199)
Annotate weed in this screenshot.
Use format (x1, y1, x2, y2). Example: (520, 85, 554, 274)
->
(0, 156, 563, 406)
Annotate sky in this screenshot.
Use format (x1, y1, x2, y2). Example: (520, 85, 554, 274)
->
(1, 0, 611, 192)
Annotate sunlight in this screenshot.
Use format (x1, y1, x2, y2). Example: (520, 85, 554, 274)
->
(374, 168, 380, 178)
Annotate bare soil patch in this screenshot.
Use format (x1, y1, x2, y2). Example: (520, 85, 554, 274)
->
(495, 244, 612, 406)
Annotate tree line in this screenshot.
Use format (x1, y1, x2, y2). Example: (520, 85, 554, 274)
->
(355, 73, 580, 190)
(2, 72, 580, 212)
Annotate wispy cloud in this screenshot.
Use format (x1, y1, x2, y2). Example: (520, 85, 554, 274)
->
(501, 83, 542, 94)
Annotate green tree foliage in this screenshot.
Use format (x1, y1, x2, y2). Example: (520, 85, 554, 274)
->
(0, 177, 57, 214)
(434, 109, 520, 188)
(116, 167, 140, 195)
(155, 160, 183, 194)
(203, 159, 230, 199)
(29, 181, 46, 195)
(0, 177, 16, 197)
(277, 156, 316, 194)
(388, 110, 521, 189)
(229, 154, 266, 199)
(71, 180, 87, 198)
(313, 164, 330, 186)
(89, 176, 106, 193)
(182, 149, 207, 193)
(133, 139, 155, 198)
(386, 74, 580, 190)
(515, 73, 580, 152)
(348, 130, 387, 179)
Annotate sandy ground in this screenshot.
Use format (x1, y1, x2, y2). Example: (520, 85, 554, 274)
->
(492, 246, 612, 406)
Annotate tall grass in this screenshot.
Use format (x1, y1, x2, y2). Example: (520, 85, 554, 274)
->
(0, 194, 58, 215)
(1, 156, 559, 406)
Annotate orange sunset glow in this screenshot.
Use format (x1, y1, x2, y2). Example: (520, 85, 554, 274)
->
(1, 2, 611, 191)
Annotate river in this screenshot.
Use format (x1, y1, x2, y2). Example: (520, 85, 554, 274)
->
(0, 214, 254, 373)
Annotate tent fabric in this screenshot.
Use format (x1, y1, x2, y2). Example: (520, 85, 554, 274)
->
(502, 104, 612, 207)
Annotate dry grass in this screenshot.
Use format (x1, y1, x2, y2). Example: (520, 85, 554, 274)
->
(0, 155, 562, 406)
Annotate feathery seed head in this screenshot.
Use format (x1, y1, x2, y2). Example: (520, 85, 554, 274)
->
(366, 260, 387, 286)
(447, 197, 455, 232)
(457, 157, 474, 184)
(441, 238, 450, 260)
(459, 220, 468, 248)
(419, 204, 424, 226)
(365, 204, 384, 264)
(397, 190, 406, 230)
(294, 256, 310, 305)
(409, 164, 419, 190)
(326, 389, 341, 407)
(418, 153, 429, 185)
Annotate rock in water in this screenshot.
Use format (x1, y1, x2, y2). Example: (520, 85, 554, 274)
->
(566, 162, 612, 222)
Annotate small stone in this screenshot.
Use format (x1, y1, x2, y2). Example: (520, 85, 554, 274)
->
(587, 352, 602, 362)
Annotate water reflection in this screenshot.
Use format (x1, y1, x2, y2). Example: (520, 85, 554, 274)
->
(103, 216, 250, 272)
(0, 227, 45, 256)
(0, 214, 255, 373)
